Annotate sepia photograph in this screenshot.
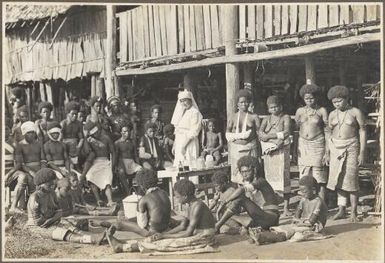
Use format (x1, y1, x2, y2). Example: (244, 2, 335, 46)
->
(1, 1, 384, 261)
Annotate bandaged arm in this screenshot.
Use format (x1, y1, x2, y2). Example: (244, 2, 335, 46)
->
(225, 129, 252, 142)
(137, 198, 148, 229)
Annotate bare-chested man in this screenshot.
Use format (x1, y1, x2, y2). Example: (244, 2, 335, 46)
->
(226, 89, 260, 184)
(201, 119, 223, 165)
(295, 83, 329, 200)
(35, 101, 55, 144)
(80, 122, 116, 206)
(327, 85, 366, 222)
(44, 122, 71, 179)
(115, 124, 142, 195)
(10, 105, 29, 146)
(60, 101, 84, 170)
(9, 121, 46, 214)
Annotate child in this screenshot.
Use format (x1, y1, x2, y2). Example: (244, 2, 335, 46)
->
(56, 177, 119, 216)
(9, 121, 46, 214)
(201, 119, 223, 165)
(259, 95, 292, 216)
(106, 179, 216, 254)
(60, 101, 84, 170)
(80, 122, 116, 207)
(93, 169, 172, 249)
(249, 175, 330, 245)
(35, 101, 55, 144)
(44, 122, 71, 179)
(162, 124, 175, 168)
(27, 168, 107, 245)
(144, 104, 164, 143)
(215, 156, 280, 233)
(114, 124, 142, 195)
(139, 122, 163, 171)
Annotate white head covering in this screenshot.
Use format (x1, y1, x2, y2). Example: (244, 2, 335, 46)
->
(21, 121, 36, 135)
(171, 90, 200, 126)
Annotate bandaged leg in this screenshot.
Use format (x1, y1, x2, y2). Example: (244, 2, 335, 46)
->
(65, 230, 106, 245)
(52, 227, 71, 241)
(333, 189, 348, 220)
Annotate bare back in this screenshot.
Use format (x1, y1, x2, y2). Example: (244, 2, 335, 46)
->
(140, 188, 171, 232)
(188, 199, 216, 230)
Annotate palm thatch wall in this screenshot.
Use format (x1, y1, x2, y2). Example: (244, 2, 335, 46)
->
(4, 5, 106, 84)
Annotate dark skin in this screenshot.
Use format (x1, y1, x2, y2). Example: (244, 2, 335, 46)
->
(151, 190, 216, 240)
(35, 107, 55, 144)
(61, 110, 84, 155)
(163, 131, 175, 162)
(44, 132, 70, 176)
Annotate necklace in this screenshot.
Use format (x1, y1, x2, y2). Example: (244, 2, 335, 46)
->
(305, 106, 317, 117)
(269, 114, 282, 131)
(336, 109, 348, 137)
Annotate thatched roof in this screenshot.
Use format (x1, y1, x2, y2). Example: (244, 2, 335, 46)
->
(5, 4, 73, 24)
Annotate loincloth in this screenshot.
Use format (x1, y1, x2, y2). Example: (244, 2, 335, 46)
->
(86, 157, 113, 190)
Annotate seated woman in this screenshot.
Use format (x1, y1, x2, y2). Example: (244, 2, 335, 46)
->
(80, 122, 115, 207)
(259, 95, 292, 216)
(26, 168, 107, 245)
(139, 122, 163, 171)
(214, 156, 280, 233)
(201, 119, 223, 165)
(249, 175, 331, 245)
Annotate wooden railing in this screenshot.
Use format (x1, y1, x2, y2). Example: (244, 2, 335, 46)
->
(117, 4, 381, 63)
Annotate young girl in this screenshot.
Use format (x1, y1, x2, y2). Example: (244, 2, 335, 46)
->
(259, 95, 292, 216)
(201, 119, 223, 165)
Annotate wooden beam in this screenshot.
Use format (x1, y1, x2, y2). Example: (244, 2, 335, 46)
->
(223, 6, 240, 121)
(247, 5, 256, 40)
(106, 5, 117, 98)
(239, 5, 246, 40)
(148, 6, 156, 57)
(27, 87, 33, 121)
(153, 6, 162, 57)
(307, 5, 317, 31)
(203, 5, 212, 49)
(143, 6, 150, 58)
(189, 5, 197, 51)
(168, 5, 178, 55)
(318, 5, 328, 29)
(195, 5, 205, 50)
(210, 5, 221, 47)
(329, 4, 339, 27)
(119, 12, 128, 62)
(366, 5, 378, 21)
(184, 5, 191, 52)
(115, 32, 380, 76)
(352, 5, 365, 24)
(281, 5, 289, 35)
(39, 82, 47, 101)
(91, 74, 97, 96)
(340, 5, 351, 25)
(127, 12, 134, 61)
(273, 5, 281, 36)
(264, 5, 273, 38)
(178, 5, 185, 53)
(256, 5, 264, 39)
(298, 5, 307, 32)
(289, 5, 298, 34)
(159, 6, 168, 55)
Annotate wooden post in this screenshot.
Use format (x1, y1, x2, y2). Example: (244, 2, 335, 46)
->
(224, 6, 240, 121)
(183, 71, 196, 92)
(339, 59, 347, 86)
(91, 75, 96, 97)
(39, 82, 47, 101)
(243, 62, 255, 88)
(45, 82, 55, 118)
(106, 5, 118, 99)
(304, 55, 316, 84)
(96, 74, 105, 99)
(27, 87, 33, 121)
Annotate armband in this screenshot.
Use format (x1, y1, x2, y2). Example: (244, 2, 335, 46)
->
(276, 132, 285, 140)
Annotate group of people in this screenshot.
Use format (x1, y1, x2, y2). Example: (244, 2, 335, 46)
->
(4, 81, 366, 253)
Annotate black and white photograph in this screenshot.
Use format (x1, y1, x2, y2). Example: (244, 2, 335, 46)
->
(1, 1, 384, 261)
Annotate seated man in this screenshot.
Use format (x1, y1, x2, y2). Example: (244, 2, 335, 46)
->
(55, 177, 119, 216)
(80, 122, 115, 207)
(162, 124, 175, 168)
(10, 105, 29, 146)
(7, 121, 46, 214)
(249, 175, 331, 245)
(91, 168, 171, 241)
(44, 121, 72, 179)
(201, 119, 223, 165)
(106, 179, 217, 254)
(26, 168, 107, 245)
(115, 124, 142, 195)
(215, 156, 280, 233)
(139, 122, 163, 171)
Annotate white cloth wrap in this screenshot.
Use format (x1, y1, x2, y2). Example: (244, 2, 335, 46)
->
(85, 157, 113, 190)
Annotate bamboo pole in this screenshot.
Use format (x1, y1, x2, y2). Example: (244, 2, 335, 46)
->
(96, 74, 105, 99)
(116, 32, 380, 76)
(105, 5, 117, 99)
(91, 74, 97, 97)
(27, 87, 33, 121)
(223, 6, 240, 121)
(304, 55, 316, 84)
(39, 82, 47, 101)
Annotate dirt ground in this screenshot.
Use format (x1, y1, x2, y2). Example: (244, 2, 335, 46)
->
(4, 210, 383, 261)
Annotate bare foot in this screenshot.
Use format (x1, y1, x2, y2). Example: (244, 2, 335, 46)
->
(332, 210, 346, 220)
(108, 203, 120, 216)
(350, 214, 361, 223)
(106, 226, 123, 253)
(282, 210, 294, 217)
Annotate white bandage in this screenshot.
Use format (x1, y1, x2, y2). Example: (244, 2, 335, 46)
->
(276, 132, 285, 140)
(48, 127, 61, 134)
(81, 235, 92, 244)
(137, 211, 149, 229)
(89, 126, 99, 136)
(337, 194, 348, 206)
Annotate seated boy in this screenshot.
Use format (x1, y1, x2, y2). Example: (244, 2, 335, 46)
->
(162, 124, 175, 168)
(8, 121, 46, 214)
(114, 124, 142, 195)
(56, 177, 119, 216)
(201, 119, 223, 165)
(10, 105, 29, 146)
(60, 101, 84, 171)
(215, 156, 280, 233)
(44, 122, 71, 179)
(27, 168, 107, 245)
(91, 169, 171, 242)
(80, 122, 116, 207)
(139, 122, 163, 171)
(105, 179, 217, 254)
(249, 175, 330, 245)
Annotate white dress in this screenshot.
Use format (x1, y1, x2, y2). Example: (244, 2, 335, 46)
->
(173, 107, 202, 184)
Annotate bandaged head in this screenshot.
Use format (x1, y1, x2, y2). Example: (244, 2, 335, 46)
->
(83, 121, 99, 136)
(21, 121, 36, 135)
(47, 121, 62, 141)
(171, 89, 200, 126)
(178, 90, 193, 101)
